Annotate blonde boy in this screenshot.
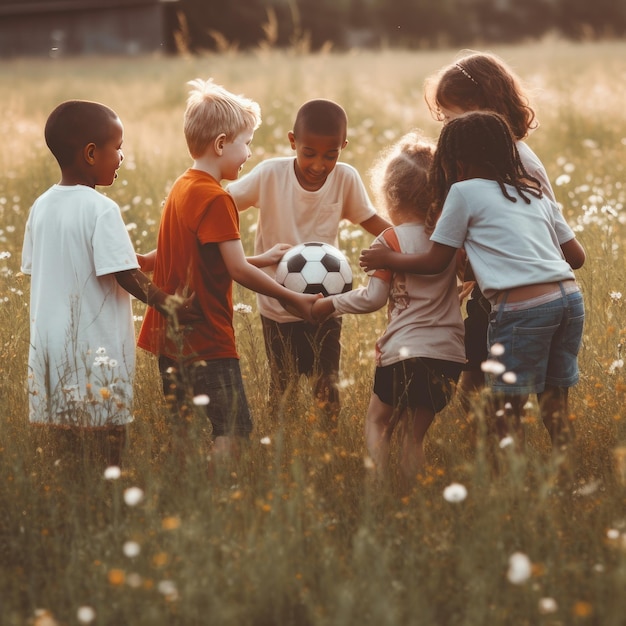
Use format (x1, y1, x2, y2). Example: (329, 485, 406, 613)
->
(138, 79, 318, 461)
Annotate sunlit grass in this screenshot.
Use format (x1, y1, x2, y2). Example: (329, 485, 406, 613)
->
(1, 40, 626, 625)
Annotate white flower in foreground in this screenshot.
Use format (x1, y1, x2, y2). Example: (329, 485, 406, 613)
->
(123, 487, 144, 507)
(606, 528, 620, 540)
(538, 597, 558, 615)
(123, 541, 141, 558)
(481, 359, 506, 376)
(103, 465, 121, 480)
(499, 436, 515, 449)
(260, 436, 271, 445)
(443, 482, 467, 503)
(507, 551, 532, 584)
(490, 343, 505, 356)
(193, 394, 210, 406)
(610, 291, 622, 301)
(158, 579, 179, 600)
(77, 606, 96, 624)
(502, 371, 517, 384)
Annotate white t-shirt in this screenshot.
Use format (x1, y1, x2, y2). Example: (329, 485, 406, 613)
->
(227, 157, 377, 322)
(21, 185, 139, 427)
(331, 223, 465, 367)
(430, 179, 576, 303)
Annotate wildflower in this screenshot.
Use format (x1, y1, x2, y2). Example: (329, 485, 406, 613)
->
(99, 387, 111, 400)
(96, 347, 106, 355)
(572, 601, 593, 618)
(103, 465, 121, 480)
(499, 436, 515, 449)
(609, 359, 624, 374)
(490, 343, 505, 356)
(126, 572, 143, 588)
(233, 303, 253, 314)
(123, 541, 141, 558)
(610, 291, 622, 301)
(260, 436, 271, 445)
(157, 579, 179, 600)
(162, 516, 181, 530)
(363, 456, 375, 470)
(76, 606, 96, 624)
(538, 597, 558, 615)
(502, 371, 517, 384)
(443, 482, 467, 503)
(481, 359, 506, 376)
(107, 569, 125, 585)
(193, 394, 210, 406)
(606, 528, 620, 540)
(506, 551, 532, 584)
(123, 486, 144, 506)
(33, 609, 59, 626)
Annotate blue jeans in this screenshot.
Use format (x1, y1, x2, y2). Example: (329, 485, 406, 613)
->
(487, 288, 584, 395)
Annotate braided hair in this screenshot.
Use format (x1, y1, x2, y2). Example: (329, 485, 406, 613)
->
(425, 111, 542, 233)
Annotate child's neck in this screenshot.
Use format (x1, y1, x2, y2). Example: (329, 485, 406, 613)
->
(191, 156, 221, 181)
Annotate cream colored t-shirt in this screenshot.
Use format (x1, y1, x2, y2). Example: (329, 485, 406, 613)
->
(228, 157, 377, 322)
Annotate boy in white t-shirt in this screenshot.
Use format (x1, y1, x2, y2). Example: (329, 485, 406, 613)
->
(21, 100, 195, 466)
(227, 99, 390, 426)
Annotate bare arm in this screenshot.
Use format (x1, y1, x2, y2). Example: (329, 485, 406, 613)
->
(359, 241, 458, 275)
(215, 239, 320, 322)
(247, 243, 292, 268)
(360, 214, 392, 237)
(114, 269, 199, 322)
(560, 238, 585, 270)
(136, 249, 156, 272)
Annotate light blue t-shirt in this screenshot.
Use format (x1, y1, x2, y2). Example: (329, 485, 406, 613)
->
(430, 178, 576, 302)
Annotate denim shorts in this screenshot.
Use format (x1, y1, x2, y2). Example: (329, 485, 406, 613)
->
(159, 356, 253, 438)
(487, 289, 584, 394)
(373, 357, 463, 413)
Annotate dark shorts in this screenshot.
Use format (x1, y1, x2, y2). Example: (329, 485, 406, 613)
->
(373, 357, 463, 413)
(159, 356, 253, 438)
(464, 286, 491, 371)
(261, 315, 342, 392)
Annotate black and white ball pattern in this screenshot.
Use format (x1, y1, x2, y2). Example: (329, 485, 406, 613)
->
(275, 242, 353, 297)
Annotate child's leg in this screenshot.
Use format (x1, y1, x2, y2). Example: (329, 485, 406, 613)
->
(399, 406, 435, 482)
(539, 385, 575, 447)
(311, 318, 342, 419)
(364, 393, 396, 481)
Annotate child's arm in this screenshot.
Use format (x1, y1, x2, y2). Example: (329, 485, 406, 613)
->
(561, 238, 585, 270)
(312, 276, 388, 322)
(215, 240, 320, 323)
(114, 269, 199, 323)
(247, 243, 292, 268)
(360, 214, 392, 237)
(137, 249, 156, 272)
(359, 241, 457, 275)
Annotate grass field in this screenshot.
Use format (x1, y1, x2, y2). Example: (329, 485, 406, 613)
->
(1, 40, 626, 625)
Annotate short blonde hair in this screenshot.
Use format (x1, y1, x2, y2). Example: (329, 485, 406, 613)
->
(369, 130, 434, 222)
(184, 78, 262, 159)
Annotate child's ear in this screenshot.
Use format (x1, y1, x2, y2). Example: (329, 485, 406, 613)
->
(214, 133, 226, 155)
(287, 131, 296, 150)
(83, 143, 96, 165)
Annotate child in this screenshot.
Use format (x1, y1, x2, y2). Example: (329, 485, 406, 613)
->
(312, 132, 465, 488)
(21, 100, 194, 466)
(137, 79, 319, 462)
(227, 98, 390, 423)
(422, 51, 577, 411)
(360, 111, 585, 448)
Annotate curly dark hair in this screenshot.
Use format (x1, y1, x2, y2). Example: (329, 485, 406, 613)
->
(425, 111, 542, 233)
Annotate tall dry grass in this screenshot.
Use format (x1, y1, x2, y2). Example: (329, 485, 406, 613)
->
(1, 41, 626, 625)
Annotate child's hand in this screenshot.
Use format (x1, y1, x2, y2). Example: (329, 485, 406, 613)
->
(264, 243, 292, 264)
(165, 290, 203, 325)
(280, 292, 322, 324)
(137, 250, 156, 272)
(359, 244, 390, 274)
(311, 297, 336, 323)
(458, 280, 475, 304)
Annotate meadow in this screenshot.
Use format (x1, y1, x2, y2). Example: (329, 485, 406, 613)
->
(1, 40, 626, 625)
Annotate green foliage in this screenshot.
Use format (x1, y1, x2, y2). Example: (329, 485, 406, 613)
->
(1, 42, 626, 625)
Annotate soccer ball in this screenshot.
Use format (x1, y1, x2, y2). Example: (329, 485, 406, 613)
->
(275, 242, 353, 297)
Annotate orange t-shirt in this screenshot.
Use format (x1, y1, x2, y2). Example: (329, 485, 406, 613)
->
(137, 169, 240, 361)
